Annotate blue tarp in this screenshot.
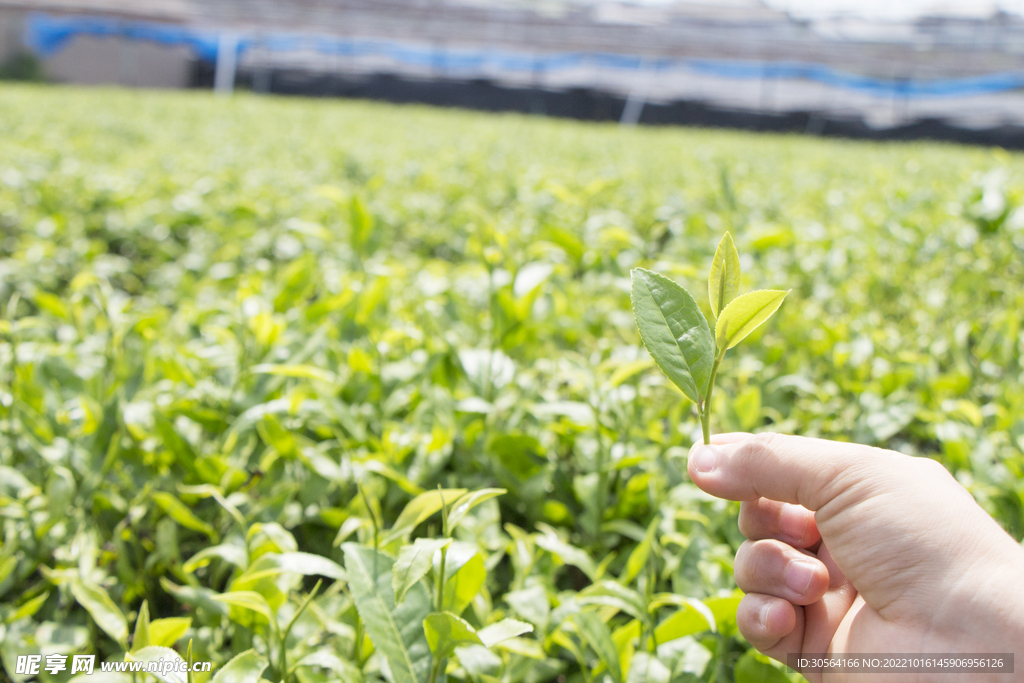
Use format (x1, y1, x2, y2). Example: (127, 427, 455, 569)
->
(27, 14, 222, 61)
(25, 12, 1024, 99)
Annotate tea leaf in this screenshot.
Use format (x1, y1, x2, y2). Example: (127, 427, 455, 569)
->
(152, 492, 219, 542)
(625, 653, 671, 683)
(343, 544, 432, 683)
(715, 289, 790, 351)
(534, 530, 598, 581)
(734, 649, 791, 683)
(486, 434, 545, 479)
(182, 544, 248, 573)
(630, 268, 714, 404)
(477, 618, 533, 648)
(648, 594, 716, 633)
(124, 646, 188, 683)
(0, 557, 17, 589)
(442, 552, 485, 615)
(385, 489, 468, 545)
(211, 649, 269, 683)
(393, 538, 451, 605)
(704, 594, 743, 636)
(273, 552, 348, 581)
(160, 578, 230, 617)
(228, 556, 288, 609)
(611, 619, 640, 676)
(131, 600, 150, 652)
(654, 604, 712, 643)
(504, 585, 550, 631)
(7, 591, 50, 623)
(446, 488, 506, 530)
(293, 651, 364, 681)
(248, 363, 336, 383)
(68, 578, 128, 646)
(496, 636, 546, 660)
(423, 611, 482, 661)
(577, 581, 650, 628)
(212, 591, 274, 621)
(708, 231, 741, 319)
(620, 517, 658, 585)
(607, 359, 655, 387)
(67, 674, 131, 683)
(147, 617, 192, 648)
(351, 195, 375, 255)
(571, 612, 622, 683)
(453, 645, 503, 678)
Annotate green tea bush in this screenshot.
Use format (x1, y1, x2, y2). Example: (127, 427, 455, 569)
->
(0, 53, 46, 82)
(1, 85, 1023, 683)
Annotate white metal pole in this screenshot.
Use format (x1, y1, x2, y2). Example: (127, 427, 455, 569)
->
(214, 33, 238, 94)
(621, 59, 652, 126)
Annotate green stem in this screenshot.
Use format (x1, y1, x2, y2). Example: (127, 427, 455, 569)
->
(646, 530, 658, 652)
(266, 619, 279, 681)
(435, 544, 448, 612)
(352, 613, 364, 665)
(281, 580, 322, 683)
(484, 265, 495, 402)
(428, 655, 442, 683)
(278, 621, 296, 678)
(435, 488, 451, 612)
(710, 632, 729, 683)
(699, 406, 710, 447)
(699, 352, 724, 446)
(359, 485, 379, 551)
(5, 292, 19, 465)
(376, 340, 385, 434)
(593, 406, 607, 542)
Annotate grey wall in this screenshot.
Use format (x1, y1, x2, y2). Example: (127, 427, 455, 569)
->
(0, 8, 27, 61)
(0, 7, 192, 87)
(45, 35, 193, 87)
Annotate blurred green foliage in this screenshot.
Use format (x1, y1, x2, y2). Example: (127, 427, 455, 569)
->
(0, 53, 46, 82)
(1, 85, 1024, 683)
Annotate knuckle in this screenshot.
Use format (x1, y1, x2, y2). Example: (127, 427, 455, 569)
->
(740, 432, 782, 467)
(737, 500, 761, 538)
(734, 539, 787, 590)
(737, 510, 753, 539)
(736, 594, 766, 631)
(733, 540, 757, 584)
(738, 499, 783, 540)
(917, 455, 951, 479)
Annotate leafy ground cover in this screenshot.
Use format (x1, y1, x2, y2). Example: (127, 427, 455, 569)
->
(1, 84, 1023, 683)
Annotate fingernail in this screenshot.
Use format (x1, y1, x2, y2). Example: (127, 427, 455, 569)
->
(785, 560, 816, 595)
(759, 601, 774, 629)
(779, 504, 809, 542)
(690, 445, 718, 473)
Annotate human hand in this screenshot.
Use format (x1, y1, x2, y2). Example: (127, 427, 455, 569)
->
(687, 433, 1024, 683)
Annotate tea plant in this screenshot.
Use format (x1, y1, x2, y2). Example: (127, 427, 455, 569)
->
(631, 233, 789, 444)
(1, 85, 1024, 683)
(342, 487, 533, 683)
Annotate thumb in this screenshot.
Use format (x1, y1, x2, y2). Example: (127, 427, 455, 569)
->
(687, 433, 893, 512)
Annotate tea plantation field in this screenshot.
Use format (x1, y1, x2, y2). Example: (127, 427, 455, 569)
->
(1, 85, 1023, 683)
